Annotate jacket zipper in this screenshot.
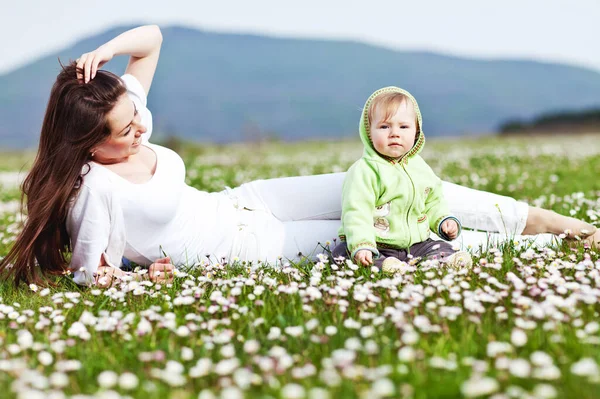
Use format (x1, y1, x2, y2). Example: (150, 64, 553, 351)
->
(401, 163, 416, 254)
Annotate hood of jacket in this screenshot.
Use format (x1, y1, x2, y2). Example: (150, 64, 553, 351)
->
(359, 86, 425, 163)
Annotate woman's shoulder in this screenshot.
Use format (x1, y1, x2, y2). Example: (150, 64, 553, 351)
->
(145, 142, 181, 157)
(146, 143, 185, 169)
(77, 163, 121, 198)
(68, 164, 122, 224)
(66, 164, 127, 239)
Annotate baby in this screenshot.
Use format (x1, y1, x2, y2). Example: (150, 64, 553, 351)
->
(333, 87, 472, 271)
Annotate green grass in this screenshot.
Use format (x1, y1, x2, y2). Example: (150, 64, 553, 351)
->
(1, 134, 600, 398)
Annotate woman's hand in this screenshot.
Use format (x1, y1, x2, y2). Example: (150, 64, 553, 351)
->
(76, 45, 115, 83)
(149, 257, 175, 284)
(441, 219, 459, 240)
(76, 25, 161, 92)
(355, 250, 373, 266)
(94, 265, 125, 288)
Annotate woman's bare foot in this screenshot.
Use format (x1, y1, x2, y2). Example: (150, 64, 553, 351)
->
(524, 206, 596, 239)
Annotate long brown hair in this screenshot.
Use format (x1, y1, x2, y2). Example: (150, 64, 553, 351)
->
(0, 61, 126, 286)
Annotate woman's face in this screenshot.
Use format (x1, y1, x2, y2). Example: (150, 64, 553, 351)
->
(92, 93, 147, 163)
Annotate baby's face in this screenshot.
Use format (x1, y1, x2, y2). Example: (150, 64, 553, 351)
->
(370, 100, 417, 159)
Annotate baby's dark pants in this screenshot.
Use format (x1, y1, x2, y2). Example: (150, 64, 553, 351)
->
(332, 238, 456, 268)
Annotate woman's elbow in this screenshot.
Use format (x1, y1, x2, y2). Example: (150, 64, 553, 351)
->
(152, 25, 163, 45)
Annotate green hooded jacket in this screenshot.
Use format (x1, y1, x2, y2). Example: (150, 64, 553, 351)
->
(338, 86, 461, 259)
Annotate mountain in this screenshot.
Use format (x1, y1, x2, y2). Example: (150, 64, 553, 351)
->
(2, 25, 600, 148)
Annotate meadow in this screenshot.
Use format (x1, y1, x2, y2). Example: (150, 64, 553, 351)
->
(1, 134, 600, 399)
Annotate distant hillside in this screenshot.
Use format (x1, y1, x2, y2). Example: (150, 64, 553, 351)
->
(500, 108, 600, 135)
(2, 25, 600, 148)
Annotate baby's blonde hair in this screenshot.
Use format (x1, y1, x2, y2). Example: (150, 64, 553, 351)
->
(368, 92, 420, 132)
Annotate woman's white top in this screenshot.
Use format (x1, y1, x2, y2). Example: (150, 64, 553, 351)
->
(67, 74, 238, 285)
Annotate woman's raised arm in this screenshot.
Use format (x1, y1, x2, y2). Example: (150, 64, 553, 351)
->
(76, 25, 162, 94)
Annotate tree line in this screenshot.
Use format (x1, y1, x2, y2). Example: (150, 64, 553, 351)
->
(500, 108, 600, 135)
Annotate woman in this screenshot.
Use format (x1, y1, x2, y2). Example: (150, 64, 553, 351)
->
(0, 25, 596, 287)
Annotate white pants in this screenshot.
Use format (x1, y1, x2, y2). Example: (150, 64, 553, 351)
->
(226, 173, 556, 262)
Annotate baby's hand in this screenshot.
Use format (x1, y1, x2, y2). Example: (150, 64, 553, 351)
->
(355, 250, 373, 266)
(441, 219, 459, 240)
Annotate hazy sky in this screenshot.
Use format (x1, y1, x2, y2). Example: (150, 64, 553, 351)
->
(2, 0, 600, 74)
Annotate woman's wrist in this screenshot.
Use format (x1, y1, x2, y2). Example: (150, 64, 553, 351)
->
(98, 42, 116, 59)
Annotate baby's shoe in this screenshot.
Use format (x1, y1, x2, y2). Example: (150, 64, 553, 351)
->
(445, 251, 473, 270)
(381, 257, 403, 273)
